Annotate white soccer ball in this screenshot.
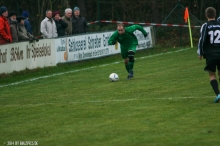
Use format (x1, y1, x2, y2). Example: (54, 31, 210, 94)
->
(109, 73, 119, 82)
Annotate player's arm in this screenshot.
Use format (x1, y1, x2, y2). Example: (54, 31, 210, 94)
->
(128, 25, 148, 37)
(197, 23, 207, 59)
(197, 44, 203, 60)
(108, 31, 118, 45)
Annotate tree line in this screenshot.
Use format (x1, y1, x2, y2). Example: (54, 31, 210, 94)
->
(0, 0, 219, 45)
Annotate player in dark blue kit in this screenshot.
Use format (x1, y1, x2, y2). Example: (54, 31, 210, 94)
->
(197, 7, 220, 103)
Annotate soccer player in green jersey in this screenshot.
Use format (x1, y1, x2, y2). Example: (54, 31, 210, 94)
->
(108, 24, 148, 79)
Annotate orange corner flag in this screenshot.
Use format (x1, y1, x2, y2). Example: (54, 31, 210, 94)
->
(184, 7, 189, 23)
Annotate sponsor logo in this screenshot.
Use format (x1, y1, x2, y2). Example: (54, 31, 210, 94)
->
(57, 38, 66, 52)
(27, 43, 51, 60)
(0, 48, 7, 63)
(68, 38, 86, 52)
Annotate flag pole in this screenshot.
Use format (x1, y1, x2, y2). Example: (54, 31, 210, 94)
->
(184, 7, 193, 48)
(188, 15, 193, 48)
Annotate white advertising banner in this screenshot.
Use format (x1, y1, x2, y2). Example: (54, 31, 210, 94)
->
(0, 26, 153, 74)
(0, 39, 56, 74)
(135, 27, 153, 50)
(56, 26, 153, 63)
(55, 37, 68, 63)
(65, 32, 120, 62)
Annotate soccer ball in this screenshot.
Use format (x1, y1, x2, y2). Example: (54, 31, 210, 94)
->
(109, 73, 119, 82)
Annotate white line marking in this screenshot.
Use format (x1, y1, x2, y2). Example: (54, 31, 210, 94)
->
(0, 96, 213, 107)
(0, 48, 190, 88)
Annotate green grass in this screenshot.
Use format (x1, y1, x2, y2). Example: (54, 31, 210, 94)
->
(0, 47, 219, 146)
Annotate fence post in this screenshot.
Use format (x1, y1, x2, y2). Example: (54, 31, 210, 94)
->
(178, 0, 182, 46)
(98, 0, 101, 31)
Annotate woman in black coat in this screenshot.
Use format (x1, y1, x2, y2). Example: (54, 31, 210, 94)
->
(53, 11, 68, 36)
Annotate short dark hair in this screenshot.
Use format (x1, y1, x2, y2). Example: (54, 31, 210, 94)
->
(205, 7, 216, 19)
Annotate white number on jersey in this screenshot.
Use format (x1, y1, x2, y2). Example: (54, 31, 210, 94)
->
(208, 30, 220, 44)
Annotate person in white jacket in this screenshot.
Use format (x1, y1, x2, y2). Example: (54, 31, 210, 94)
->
(40, 10, 57, 38)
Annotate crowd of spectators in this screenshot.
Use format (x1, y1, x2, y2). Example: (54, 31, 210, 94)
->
(0, 6, 87, 45)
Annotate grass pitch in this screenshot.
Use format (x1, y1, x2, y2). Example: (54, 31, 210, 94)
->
(0, 47, 220, 146)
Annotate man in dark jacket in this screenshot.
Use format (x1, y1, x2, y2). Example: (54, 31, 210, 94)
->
(22, 11, 33, 35)
(62, 8, 72, 35)
(8, 10, 19, 42)
(17, 16, 38, 43)
(72, 7, 87, 34)
(53, 11, 68, 36)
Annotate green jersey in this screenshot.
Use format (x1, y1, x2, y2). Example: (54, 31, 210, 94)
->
(108, 25, 147, 50)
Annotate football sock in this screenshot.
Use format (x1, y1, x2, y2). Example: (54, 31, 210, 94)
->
(125, 64, 129, 73)
(128, 61, 134, 72)
(128, 51, 135, 72)
(210, 79, 219, 96)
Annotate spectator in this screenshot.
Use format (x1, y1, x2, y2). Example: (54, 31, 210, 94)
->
(53, 11, 68, 37)
(40, 10, 57, 38)
(72, 6, 87, 34)
(17, 16, 38, 43)
(8, 10, 19, 42)
(22, 11, 33, 35)
(62, 8, 72, 35)
(0, 6, 12, 44)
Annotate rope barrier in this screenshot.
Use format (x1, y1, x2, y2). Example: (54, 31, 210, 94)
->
(87, 20, 201, 28)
